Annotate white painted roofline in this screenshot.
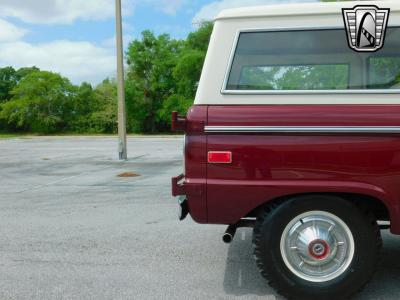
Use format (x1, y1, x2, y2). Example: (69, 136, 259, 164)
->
(215, 1, 400, 21)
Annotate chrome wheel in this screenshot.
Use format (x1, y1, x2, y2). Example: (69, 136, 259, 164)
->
(280, 210, 355, 283)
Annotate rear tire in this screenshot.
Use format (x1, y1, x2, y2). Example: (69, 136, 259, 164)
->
(253, 195, 381, 300)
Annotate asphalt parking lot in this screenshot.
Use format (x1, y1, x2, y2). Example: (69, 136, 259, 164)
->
(0, 136, 399, 300)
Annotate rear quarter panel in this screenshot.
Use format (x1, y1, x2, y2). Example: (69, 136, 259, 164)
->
(206, 105, 400, 233)
(184, 106, 208, 223)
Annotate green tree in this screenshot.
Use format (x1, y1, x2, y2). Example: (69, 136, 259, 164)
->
(0, 22, 215, 134)
(67, 82, 97, 132)
(126, 30, 184, 132)
(125, 22, 214, 132)
(15, 66, 40, 80)
(158, 94, 192, 128)
(75, 82, 95, 116)
(80, 79, 118, 133)
(0, 66, 41, 104)
(89, 79, 118, 133)
(186, 21, 213, 52)
(172, 50, 205, 99)
(0, 71, 76, 133)
(0, 67, 18, 103)
(173, 22, 213, 99)
(68, 79, 118, 134)
(158, 22, 213, 127)
(125, 79, 150, 133)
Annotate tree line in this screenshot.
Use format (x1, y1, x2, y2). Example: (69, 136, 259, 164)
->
(0, 22, 213, 134)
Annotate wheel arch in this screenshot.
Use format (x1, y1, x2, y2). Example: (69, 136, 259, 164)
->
(246, 192, 392, 229)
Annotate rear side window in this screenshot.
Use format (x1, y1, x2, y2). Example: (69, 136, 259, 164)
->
(225, 28, 400, 92)
(368, 56, 400, 89)
(238, 64, 349, 90)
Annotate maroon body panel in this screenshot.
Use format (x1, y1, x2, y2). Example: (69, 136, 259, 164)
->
(183, 106, 208, 223)
(207, 105, 400, 127)
(177, 105, 400, 234)
(180, 105, 400, 233)
(204, 105, 400, 234)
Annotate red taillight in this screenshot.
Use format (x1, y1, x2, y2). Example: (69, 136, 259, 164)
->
(208, 151, 232, 164)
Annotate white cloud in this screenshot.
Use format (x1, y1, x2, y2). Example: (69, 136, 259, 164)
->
(0, 0, 135, 24)
(0, 18, 27, 42)
(0, 0, 124, 85)
(0, 37, 116, 85)
(0, 0, 190, 84)
(193, 0, 318, 23)
(0, 0, 188, 24)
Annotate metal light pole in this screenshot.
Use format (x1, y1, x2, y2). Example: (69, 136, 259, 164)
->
(115, 0, 127, 160)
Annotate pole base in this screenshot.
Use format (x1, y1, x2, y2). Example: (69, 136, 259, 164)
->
(119, 152, 127, 160)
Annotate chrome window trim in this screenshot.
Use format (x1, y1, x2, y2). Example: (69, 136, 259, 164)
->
(205, 126, 400, 133)
(221, 25, 400, 95)
(222, 89, 400, 95)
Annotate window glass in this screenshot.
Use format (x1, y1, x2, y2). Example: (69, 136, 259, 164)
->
(238, 64, 349, 90)
(226, 28, 400, 91)
(368, 56, 400, 89)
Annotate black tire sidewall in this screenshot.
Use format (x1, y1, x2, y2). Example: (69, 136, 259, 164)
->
(256, 195, 379, 299)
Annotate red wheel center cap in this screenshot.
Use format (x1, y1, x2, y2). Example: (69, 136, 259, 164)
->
(309, 239, 330, 259)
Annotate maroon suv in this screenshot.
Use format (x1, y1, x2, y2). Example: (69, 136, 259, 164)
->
(172, 1, 400, 299)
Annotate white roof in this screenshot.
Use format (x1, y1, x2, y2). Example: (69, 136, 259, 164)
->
(195, 0, 400, 105)
(215, 0, 400, 21)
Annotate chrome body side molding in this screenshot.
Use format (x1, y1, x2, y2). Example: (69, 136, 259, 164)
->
(204, 126, 400, 133)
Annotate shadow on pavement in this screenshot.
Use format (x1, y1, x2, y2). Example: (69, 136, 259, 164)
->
(223, 228, 280, 299)
(223, 229, 400, 300)
(356, 231, 400, 299)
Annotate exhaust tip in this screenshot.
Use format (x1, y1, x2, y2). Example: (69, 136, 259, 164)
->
(223, 224, 237, 243)
(222, 233, 233, 244)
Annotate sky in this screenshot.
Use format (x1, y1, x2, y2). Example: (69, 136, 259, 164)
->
(0, 0, 321, 85)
